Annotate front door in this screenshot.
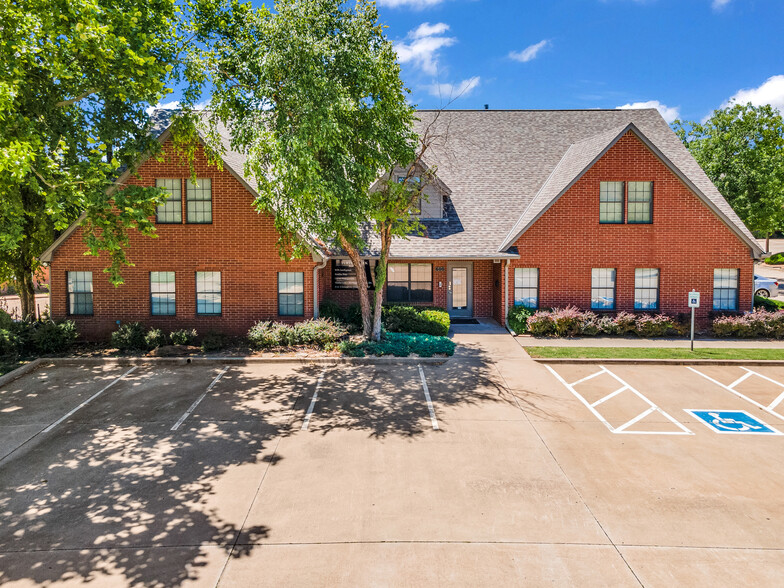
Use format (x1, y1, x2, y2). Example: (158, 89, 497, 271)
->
(447, 262, 473, 318)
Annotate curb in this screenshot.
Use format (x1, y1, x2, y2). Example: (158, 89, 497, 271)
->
(31, 356, 449, 368)
(0, 358, 44, 388)
(533, 358, 784, 366)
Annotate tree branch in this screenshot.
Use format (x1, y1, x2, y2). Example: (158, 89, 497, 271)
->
(55, 89, 96, 108)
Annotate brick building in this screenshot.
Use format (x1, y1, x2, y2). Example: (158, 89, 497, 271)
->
(41, 109, 762, 339)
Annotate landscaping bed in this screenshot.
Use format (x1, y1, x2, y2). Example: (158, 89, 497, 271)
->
(525, 346, 784, 360)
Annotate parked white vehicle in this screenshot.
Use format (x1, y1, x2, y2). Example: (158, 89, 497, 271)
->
(754, 274, 778, 298)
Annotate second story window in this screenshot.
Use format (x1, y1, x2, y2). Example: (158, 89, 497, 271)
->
(599, 182, 624, 224)
(155, 179, 182, 223)
(187, 179, 212, 224)
(627, 182, 653, 223)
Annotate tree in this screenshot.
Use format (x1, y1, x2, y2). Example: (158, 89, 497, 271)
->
(0, 0, 193, 318)
(197, 0, 427, 340)
(674, 103, 784, 251)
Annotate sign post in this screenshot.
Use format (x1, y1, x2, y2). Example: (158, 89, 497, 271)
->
(688, 291, 700, 351)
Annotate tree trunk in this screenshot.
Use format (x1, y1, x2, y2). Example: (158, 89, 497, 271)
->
(767, 231, 772, 253)
(16, 185, 39, 320)
(339, 234, 373, 339)
(371, 224, 392, 342)
(16, 271, 36, 320)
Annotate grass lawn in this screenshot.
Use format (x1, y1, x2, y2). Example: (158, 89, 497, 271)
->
(525, 347, 784, 360)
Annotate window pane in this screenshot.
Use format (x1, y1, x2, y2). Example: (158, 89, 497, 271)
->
(67, 271, 93, 315)
(599, 182, 623, 223)
(278, 272, 304, 315)
(591, 268, 616, 310)
(196, 271, 221, 315)
(155, 179, 182, 223)
(187, 178, 212, 223)
(627, 181, 652, 223)
(514, 268, 539, 309)
(634, 268, 659, 310)
(388, 263, 409, 282)
(150, 272, 175, 316)
(713, 269, 739, 311)
(410, 263, 432, 282)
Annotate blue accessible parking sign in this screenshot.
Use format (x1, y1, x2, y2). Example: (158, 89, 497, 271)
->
(685, 410, 783, 435)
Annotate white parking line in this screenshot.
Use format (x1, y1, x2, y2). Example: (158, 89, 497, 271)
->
(301, 368, 326, 431)
(418, 364, 439, 430)
(171, 366, 230, 431)
(42, 366, 138, 433)
(688, 366, 784, 421)
(545, 365, 693, 435)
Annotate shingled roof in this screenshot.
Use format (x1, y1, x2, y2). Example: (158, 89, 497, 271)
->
(40, 108, 764, 264)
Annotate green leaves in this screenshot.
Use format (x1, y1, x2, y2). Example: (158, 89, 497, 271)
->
(674, 103, 784, 236)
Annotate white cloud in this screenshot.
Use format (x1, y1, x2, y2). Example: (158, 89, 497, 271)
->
(722, 75, 784, 112)
(377, 0, 445, 8)
(427, 76, 480, 100)
(395, 22, 456, 75)
(712, 0, 731, 9)
(509, 40, 551, 63)
(617, 100, 680, 123)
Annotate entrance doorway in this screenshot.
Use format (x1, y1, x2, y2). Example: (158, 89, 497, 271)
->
(446, 262, 473, 318)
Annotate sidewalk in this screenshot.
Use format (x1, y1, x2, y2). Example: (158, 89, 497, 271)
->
(514, 334, 784, 349)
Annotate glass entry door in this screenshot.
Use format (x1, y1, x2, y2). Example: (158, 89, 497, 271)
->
(446, 262, 473, 318)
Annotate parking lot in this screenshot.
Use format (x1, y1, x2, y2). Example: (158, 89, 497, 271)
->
(2, 337, 784, 586)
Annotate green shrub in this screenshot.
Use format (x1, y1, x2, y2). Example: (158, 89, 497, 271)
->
(319, 299, 345, 323)
(0, 328, 19, 355)
(338, 339, 364, 357)
(345, 302, 365, 330)
(507, 306, 533, 334)
(764, 252, 784, 265)
(144, 328, 168, 349)
(382, 305, 450, 336)
(248, 319, 347, 349)
(0, 310, 14, 331)
(31, 320, 78, 354)
(111, 322, 148, 352)
(351, 331, 455, 358)
(170, 328, 198, 345)
(201, 331, 229, 352)
(293, 319, 349, 346)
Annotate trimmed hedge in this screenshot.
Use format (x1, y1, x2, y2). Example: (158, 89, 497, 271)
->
(754, 295, 784, 311)
(526, 306, 685, 338)
(764, 252, 784, 265)
(382, 305, 450, 336)
(713, 310, 784, 338)
(248, 318, 348, 349)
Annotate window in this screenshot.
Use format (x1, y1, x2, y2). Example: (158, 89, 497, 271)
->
(600, 181, 624, 224)
(67, 271, 93, 315)
(627, 181, 653, 223)
(187, 178, 212, 223)
(155, 179, 182, 223)
(150, 272, 176, 316)
(514, 268, 539, 309)
(634, 268, 659, 310)
(196, 271, 221, 315)
(713, 269, 739, 311)
(278, 272, 304, 316)
(331, 259, 377, 290)
(387, 263, 433, 303)
(591, 268, 616, 310)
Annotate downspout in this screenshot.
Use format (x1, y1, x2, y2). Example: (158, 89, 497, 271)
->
(313, 255, 328, 319)
(504, 259, 514, 335)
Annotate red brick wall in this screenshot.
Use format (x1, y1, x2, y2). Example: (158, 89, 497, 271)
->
(50, 140, 318, 340)
(504, 131, 754, 326)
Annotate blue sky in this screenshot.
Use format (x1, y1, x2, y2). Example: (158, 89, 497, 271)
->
(377, 0, 784, 122)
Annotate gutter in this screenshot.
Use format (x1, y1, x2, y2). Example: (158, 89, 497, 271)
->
(503, 259, 512, 334)
(313, 255, 328, 318)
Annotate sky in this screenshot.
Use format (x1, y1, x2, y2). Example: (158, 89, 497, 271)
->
(161, 0, 784, 124)
(377, 0, 784, 122)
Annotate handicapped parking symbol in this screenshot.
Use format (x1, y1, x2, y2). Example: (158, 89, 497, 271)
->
(685, 409, 782, 435)
(708, 412, 762, 432)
